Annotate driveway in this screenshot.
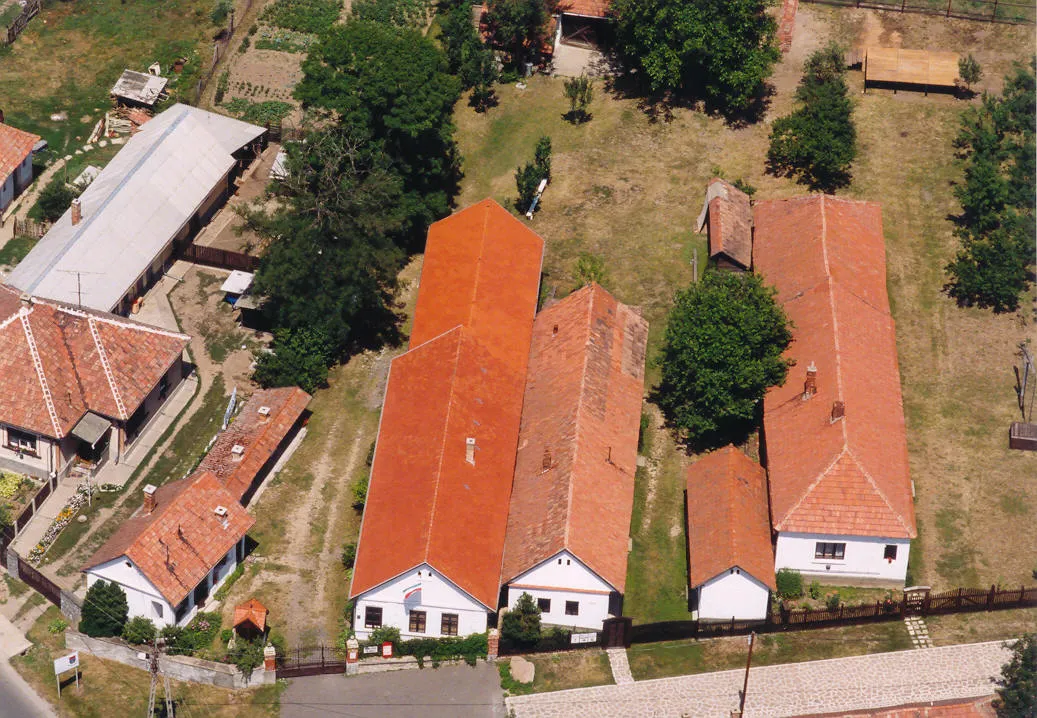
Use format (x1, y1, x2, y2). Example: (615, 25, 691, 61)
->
(280, 662, 507, 718)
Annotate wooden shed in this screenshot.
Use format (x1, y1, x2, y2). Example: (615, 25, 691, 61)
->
(864, 48, 960, 95)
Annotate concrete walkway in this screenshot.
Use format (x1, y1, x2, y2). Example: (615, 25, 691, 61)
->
(606, 648, 634, 685)
(506, 640, 1013, 717)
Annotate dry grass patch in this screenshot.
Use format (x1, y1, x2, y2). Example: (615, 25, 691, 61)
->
(501, 651, 615, 694)
(926, 607, 1037, 646)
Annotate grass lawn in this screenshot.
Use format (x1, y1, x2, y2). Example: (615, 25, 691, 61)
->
(0, 236, 38, 268)
(0, 0, 218, 156)
(12, 607, 282, 717)
(453, 6, 1036, 630)
(926, 607, 1037, 647)
(499, 651, 614, 695)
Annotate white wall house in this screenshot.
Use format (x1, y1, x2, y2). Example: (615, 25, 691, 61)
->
(774, 533, 911, 584)
(352, 564, 490, 641)
(0, 122, 38, 213)
(85, 537, 245, 627)
(505, 550, 617, 631)
(694, 569, 772, 622)
(0, 150, 34, 212)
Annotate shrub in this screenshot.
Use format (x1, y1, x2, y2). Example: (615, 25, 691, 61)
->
(533, 136, 551, 182)
(47, 618, 68, 634)
(574, 252, 607, 287)
(369, 625, 401, 646)
(165, 612, 222, 655)
(228, 637, 266, 680)
(808, 581, 822, 600)
(341, 542, 357, 569)
(36, 179, 80, 223)
(515, 162, 540, 215)
(775, 569, 803, 599)
(122, 616, 158, 645)
(958, 54, 982, 92)
(211, 0, 232, 25)
(563, 75, 594, 123)
(501, 592, 540, 647)
(213, 563, 244, 601)
(993, 632, 1036, 717)
(215, 70, 230, 105)
(221, 628, 234, 643)
(351, 476, 368, 510)
(825, 592, 841, 611)
(79, 581, 128, 637)
(396, 632, 487, 667)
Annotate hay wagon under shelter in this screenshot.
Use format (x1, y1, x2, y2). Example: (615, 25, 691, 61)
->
(864, 47, 960, 95)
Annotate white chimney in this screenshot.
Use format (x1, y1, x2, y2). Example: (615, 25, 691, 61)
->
(465, 437, 476, 465)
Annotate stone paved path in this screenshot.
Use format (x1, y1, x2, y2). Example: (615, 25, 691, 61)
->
(606, 648, 634, 685)
(904, 616, 933, 649)
(506, 640, 1013, 717)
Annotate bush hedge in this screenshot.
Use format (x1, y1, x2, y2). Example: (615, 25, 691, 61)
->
(776, 568, 804, 599)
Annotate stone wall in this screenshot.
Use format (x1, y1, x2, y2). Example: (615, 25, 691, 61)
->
(65, 630, 275, 689)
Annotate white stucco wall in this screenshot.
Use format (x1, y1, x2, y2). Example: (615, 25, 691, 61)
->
(86, 538, 242, 628)
(774, 532, 911, 583)
(0, 173, 13, 212)
(0, 423, 59, 478)
(0, 154, 33, 212)
(506, 550, 615, 631)
(352, 563, 490, 640)
(696, 569, 771, 621)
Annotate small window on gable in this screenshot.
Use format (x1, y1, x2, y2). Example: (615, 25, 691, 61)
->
(566, 559, 571, 566)
(884, 544, 898, 561)
(557, 558, 562, 564)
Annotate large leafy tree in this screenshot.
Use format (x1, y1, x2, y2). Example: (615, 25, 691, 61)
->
(767, 44, 856, 192)
(656, 270, 793, 450)
(485, 0, 551, 71)
(243, 130, 407, 367)
(296, 21, 462, 247)
(946, 61, 1035, 313)
(610, 0, 779, 114)
(994, 633, 1036, 718)
(79, 580, 129, 637)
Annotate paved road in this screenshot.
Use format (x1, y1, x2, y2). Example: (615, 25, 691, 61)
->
(280, 662, 507, 718)
(0, 659, 56, 718)
(507, 640, 1013, 718)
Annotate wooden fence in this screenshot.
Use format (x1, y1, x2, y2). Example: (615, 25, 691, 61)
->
(802, 0, 1035, 25)
(3, 0, 41, 46)
(12, 217, 51, 239)
(192, 0, 257, 105)
(182, 243, 260, 271)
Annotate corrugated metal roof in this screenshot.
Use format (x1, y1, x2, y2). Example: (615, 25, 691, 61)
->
(7, 104, 264, 311)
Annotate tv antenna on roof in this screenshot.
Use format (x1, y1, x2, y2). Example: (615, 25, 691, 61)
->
(56, 269, 103, 308)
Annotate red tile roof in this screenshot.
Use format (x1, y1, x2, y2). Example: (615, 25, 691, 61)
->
(0, 123, 39, 180)
(560, 0, 608, 17)
(0, 285, 189, 438)
(809, 697, 996, 718)
(752, 196, 916, 539)
(197, 387, 310, 503)
(351, 327, 530, 609)
(410, 199, 544, 372)
(706, 178, 753, 269)
(233, 598, 268, 632)
(685, 445, 775, 590)
(83, 471, 254, 606)
(502, 284, 648, 592)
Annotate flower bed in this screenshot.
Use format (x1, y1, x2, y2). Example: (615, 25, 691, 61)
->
(27, 487, 91, 566)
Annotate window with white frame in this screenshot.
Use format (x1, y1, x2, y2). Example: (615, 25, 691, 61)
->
(6, 427, 37, 455)
(815, 542, 846, 560)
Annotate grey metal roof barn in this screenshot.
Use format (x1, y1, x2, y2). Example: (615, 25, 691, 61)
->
(111, 70, 169, 107)
(8, 104, 265, 312)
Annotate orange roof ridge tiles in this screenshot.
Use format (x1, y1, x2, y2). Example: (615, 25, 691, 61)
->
(706, 178, 753, 269)
(83, 471, 254, 606)
(351, 200, 544, 609)
(752, 195, 916, 539)
(233, 598, 268, 632)
(502, 283, 648, 592)
(560, 0, 608, 18)
(197, 387, 311, 502)
(0, 284, 189, 438)
(0, 123, 40, 180)
(685, 445, 776, 590)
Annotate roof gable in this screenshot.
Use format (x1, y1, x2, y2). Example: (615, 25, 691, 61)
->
(0, 123, 40, 179)
(753, 196, 916, 539)
(0, 286, 188, 437)
(705, 179, 753, 269)
(83, 471, 254, 605)
(685, 446, 775, 590)
(502, 284, 648, 592)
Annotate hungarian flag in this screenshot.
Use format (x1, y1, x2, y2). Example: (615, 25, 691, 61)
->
(402, 583, 422, 602)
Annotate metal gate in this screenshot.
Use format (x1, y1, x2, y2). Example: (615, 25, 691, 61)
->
(602, 616, 632, 648)
(275, 645, 347, 679)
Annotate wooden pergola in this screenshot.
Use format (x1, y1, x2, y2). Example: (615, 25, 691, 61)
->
(864, 47, 960, 95)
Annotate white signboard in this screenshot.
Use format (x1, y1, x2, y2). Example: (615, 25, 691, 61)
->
(53, 652, 78, 675)
(570, 632, 597, 645)
(363, 645, 379, 655)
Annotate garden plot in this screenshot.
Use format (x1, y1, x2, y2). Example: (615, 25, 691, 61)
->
(223, 47, 306, 126)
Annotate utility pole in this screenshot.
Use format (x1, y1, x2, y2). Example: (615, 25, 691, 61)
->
(146, 639, 175, 718)
(732, 631, 756, 718)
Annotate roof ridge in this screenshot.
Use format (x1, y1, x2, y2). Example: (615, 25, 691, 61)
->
(463, 204, 490, 334)
(423, 329, 465, 560)
(18, 308, 63, 438)
(562, 286, 597, 548)
(34, 297, 190, 340)
(88, 316, 128, 420)
(844, 448, 914, 536)
(819, 195, 849, 447)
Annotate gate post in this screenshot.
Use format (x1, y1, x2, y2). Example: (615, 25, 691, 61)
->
(345, 638, 359, 676)
(987, 584, 996, 610)
(487, 629, 500, 661)
(264, 644, 276, 673)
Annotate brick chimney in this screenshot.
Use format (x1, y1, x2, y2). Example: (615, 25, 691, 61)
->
(830, 401, 845, 423)
(143, 484, 157, 514)
(803, 362, 817, 399)
(71, 198, 82, 225)
(542, 447, 552, 471)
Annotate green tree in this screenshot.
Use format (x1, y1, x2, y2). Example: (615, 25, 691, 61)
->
(210, 0, 232, 25)
(243, 130, 407, 360)
(501, 592, 541, 647)
(296, 21, 462, 247)
(253, 327, 334, 393)
(36, 179, 79, 223)
(485, 0, 550, 72)
(122, 616, 157, 645)
(610, 0, 779, 114)
(534, 136, 551, 181)
(515, 162, 540, 214)
(463, 42, 500, 112)
(656, 270, 793, 449)
(79, 581, 128, 638)
(341, 542, 357, 569)
(228, 638, 267, 681)
(563, 75, 594, 123)
(993, 633, 1036, 718)
(767, 44, 856, 192)
(958, 53, 983, 93)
